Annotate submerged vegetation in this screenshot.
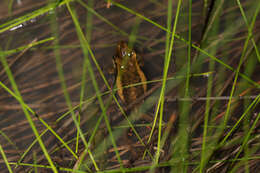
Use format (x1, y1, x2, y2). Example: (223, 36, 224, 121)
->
(0, 0, 259, 172)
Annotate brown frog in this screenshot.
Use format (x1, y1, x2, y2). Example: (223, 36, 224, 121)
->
(112, 42, 154, 165)
(113, 41, 147, 105)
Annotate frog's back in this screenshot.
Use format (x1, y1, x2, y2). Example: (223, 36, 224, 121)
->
(121, 68, 146, 104)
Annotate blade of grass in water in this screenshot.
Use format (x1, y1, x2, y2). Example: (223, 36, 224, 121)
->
(0, 144, 13, 173)
(144, 0, 174, 162)
(200, 0, 221, 171)
(151, 0, 182, 169)
(237, 0, 260, 62)
(0, 131, 18, 150)
(7, 0, 14, 15)
(231, 112, 260, 172)
(76, 0, 94, 155)
(146, 0, 173, 151)
(219, 94, 260, 147)
(9, 162, 87, 173)
(2, 37, 54, 56)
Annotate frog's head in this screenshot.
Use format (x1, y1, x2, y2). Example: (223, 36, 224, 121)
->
(116, 41, 135, 60)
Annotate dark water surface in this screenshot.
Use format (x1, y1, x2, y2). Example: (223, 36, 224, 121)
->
(0, 0, 259, 172)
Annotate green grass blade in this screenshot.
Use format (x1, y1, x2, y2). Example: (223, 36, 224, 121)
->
(2, 37, 54, 56)
(153, 0, 182, 167)
(236, 0, 260, 62)
(0, 144, 13, 173)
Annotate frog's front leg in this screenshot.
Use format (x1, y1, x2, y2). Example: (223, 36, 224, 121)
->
(108, 56, 117, 75)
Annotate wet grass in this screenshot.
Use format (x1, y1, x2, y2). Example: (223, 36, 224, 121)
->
(0, 0, 260, 172)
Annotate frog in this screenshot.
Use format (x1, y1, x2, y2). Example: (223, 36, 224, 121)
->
(112, 41, 147, 105)
(111, 42, 154, 164)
